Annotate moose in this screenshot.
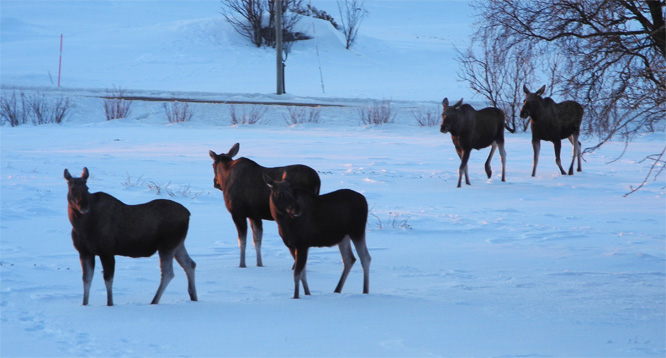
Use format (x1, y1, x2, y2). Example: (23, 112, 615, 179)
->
(64, 167, 197, 306)
(440, 98, 507, 188)
(209, 143, 321, 268)
(520, 85, 584, 176)
(264, 173, 371, 299)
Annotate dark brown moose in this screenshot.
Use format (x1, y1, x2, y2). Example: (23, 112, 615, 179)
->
(264, 173, 371, 299)
(64, 167, 197, 306)
(209, 143, 321, 268)
(520, 85, 584, 176)
(440, 98, 507, 188)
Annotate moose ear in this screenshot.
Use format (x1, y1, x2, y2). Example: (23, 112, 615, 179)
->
(536, 85, 546, 96)
(64, 169, 72, 181)
(209, 150, 218, 161)
(523, 84, 530, 95)
(442, 98, 449, 108)
(263, 173, 274, 188)
(81, 167, 89, 180)
(228, 143, 240, 158)
(453, 98, 463, 108)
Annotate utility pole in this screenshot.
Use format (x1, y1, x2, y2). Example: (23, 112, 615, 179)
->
(275, 0, 285, 94)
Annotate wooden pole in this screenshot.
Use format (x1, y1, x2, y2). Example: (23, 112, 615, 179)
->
(276, 0, 284, 94)
(58, 34, 63, 87)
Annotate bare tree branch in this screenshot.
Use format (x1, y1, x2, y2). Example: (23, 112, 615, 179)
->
(624, 145, 666, 196)
(455, 18, 537, 133)
(461, 0, 666, 194)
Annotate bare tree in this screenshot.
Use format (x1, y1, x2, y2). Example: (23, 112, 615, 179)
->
(337, 0, 367, 49)
(462, 0, 666, 193)
(264, 0, 306, 49)
(221, 0, 309, 50)
(455, 23, 537, 133)
(221, 0, 265, 47)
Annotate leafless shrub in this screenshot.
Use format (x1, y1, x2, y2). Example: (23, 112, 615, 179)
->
(229, 105, 267, 125)
(411, 107, 439, 127)
(103, 86, 132, 121)
(121, 173, 145, 187)
(51, 97, 74, 124)
(147, 181, 172, 196)
(284, 106, 321, 125)
(26, 93, 50, 125)
(1, 91, 73, 126)
(0, 91, 28, 127)
(295, 3, 339, 29)
(123, 173, 202, 199)
(371, 211, 412, 230)
(147, 181, 202, 199)
(359, 99, 396, 125)
(337, 0, 367, 49)
(163, 100, 193, 123)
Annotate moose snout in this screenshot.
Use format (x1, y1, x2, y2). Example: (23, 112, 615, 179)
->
(520, 107, 529, 119)
(286, 206, 302, 218)
(213, 178, 220, 189)
(440, 124, 449, 134)
(72, 200, 90, 214)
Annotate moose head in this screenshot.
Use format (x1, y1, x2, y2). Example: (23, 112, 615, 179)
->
(209, 143, 240, 190)
(520, 84, 546, 120)
(264, 173, 303, 219)
(440, 97, 464, 134)
(64, 167, 91, 215)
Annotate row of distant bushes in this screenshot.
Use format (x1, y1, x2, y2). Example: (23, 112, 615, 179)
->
(197, 99, 440, 126)
(1, 89, 441, 127)
(0, 91, 74, 126)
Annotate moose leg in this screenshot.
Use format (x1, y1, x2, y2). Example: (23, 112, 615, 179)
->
(351, 234, 371, 294)
(293, 247, 310, 299)
(289, 247, 309, 291)
(498, 141, 507, 182)
(553, 140, 567, 175)
(80, 253, 95, 306)
(568, 134, 582, 174)
(99, 255, 115, 306)
(249, 218, 264, 267)
(152, 249, 176, 304)
(232, 214, 248, 268)
(485, 142, 497, 179)
(458, 150, 472, 187)
(463, 165, 470, 185)
(334, 236, 357, 294)
(576, 138, 582, 172)
(531, 139, 541, 177)
(301, 267, 310, 296)
(289, 247, 297, 270)
(174, 243, 198, 302)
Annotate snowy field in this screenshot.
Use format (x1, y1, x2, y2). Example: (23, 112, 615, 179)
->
(1, 1, 665, 357)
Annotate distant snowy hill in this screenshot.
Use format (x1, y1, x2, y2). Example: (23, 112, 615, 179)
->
(1, 0, 473, 101)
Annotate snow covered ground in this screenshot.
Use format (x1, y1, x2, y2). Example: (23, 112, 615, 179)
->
(1, 1, 665, 357)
